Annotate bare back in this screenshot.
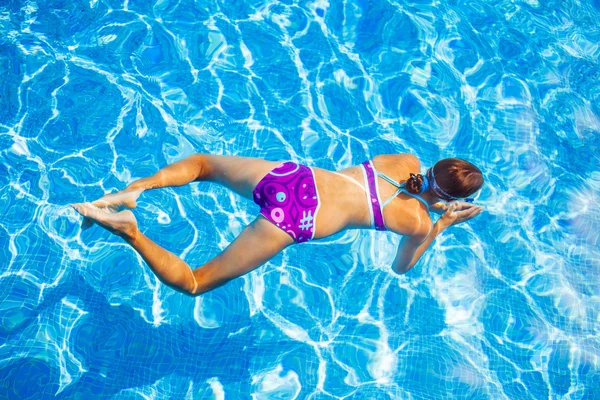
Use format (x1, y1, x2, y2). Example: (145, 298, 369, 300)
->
(312, 154, 433, 239)
(204, 154, 433, 241)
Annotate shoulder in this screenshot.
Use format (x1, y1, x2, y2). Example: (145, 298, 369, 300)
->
(372, 153, 421, 171)
(395, 208, 432, 241)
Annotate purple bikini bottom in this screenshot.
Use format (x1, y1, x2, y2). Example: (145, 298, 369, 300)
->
(252, 161, 320, 243)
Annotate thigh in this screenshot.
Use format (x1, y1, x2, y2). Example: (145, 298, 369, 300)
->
(191, 216, 294, 294)
(203, 155, 282, 200)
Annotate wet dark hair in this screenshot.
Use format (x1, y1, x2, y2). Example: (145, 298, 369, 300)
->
(406, 158, 483, 200)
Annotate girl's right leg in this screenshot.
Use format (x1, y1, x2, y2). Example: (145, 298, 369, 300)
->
(71, 203, 293, 295)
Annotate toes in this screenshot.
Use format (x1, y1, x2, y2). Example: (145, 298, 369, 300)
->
(71, 203, 101, 219)
(93, 202, 119, 214)
(70, 203, 85, 215)
(82, 203, 103, 219)
(91, 197, 124, 212)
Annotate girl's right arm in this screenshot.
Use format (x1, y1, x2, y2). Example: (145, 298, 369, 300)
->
(392, 202, 483, 274)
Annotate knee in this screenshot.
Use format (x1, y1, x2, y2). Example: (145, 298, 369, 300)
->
(184, 265, 207, 296)
(191, 153, 210, 180)
(186, 261, 229, 296)
(187, 281, 202, 297)
(186, 280, 213, 297)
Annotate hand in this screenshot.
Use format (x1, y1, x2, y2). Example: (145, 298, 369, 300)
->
(430, 202, 448, 215)
(438, 201, 484, 228)
(431, 200, 476, 216)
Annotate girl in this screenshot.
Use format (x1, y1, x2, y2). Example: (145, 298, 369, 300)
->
(71, 153, 484, 296)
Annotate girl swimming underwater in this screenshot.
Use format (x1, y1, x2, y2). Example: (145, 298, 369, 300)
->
(71, 153, 484, 296)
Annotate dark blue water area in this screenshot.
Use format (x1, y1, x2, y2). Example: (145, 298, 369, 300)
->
(0, 272, 310, 398)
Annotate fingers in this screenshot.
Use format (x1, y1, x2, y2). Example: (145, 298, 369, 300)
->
(455, 201, 478, 211)
(455, 206, 483, 221)
(463, 207, 480, 219)
(445, 202, 459, 214)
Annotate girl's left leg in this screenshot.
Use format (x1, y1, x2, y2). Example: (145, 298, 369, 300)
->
(70, 203, 293, 295)
(90, 154, 280, 210)
(82, 154, 277, 229)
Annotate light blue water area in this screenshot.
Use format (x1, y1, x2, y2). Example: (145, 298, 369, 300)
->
(1, 0, 599, 398)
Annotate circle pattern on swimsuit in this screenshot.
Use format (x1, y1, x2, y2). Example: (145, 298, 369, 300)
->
(271, 208, 285, 223)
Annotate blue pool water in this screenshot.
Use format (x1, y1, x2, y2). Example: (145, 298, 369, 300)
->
(1, 0, 599, 398)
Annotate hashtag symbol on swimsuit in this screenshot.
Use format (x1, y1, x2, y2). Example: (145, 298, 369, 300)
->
(298, 210, 313, 231)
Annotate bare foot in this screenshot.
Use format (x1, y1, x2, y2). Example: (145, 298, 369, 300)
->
(80, 189, 143, 230)
(71, 203, 138, 240)
(91, 188, 143, 211)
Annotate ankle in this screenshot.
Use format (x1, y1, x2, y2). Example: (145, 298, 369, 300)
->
(122, 227, 140, 243)
(126, 182, 146, 192)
